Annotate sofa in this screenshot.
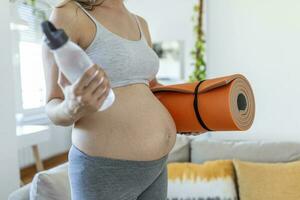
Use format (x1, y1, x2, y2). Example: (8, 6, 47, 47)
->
(9, 135, 300, 200)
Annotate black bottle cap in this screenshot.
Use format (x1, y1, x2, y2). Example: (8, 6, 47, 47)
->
(41, 20, 69, 50)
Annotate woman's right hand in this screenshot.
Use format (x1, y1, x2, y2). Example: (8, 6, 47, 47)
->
(58, 64, 111, 120)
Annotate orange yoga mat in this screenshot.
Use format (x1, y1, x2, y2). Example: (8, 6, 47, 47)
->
(151, 74, 255, 134)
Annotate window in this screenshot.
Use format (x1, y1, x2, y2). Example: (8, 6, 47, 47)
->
(19, 41, 45, 110)
(10, 1, 51, 124)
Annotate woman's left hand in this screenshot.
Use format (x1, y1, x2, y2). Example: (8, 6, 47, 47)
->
(149, 78, 163, 88)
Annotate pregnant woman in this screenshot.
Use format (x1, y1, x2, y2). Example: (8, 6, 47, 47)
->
(43, 0, 177, 199)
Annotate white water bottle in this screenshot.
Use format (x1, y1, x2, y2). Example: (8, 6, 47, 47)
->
(41, 21, 115, 112)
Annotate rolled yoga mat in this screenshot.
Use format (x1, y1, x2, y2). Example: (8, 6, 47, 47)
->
(151, 74, 255, 134)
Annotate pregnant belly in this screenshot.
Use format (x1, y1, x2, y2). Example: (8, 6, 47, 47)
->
(72, 83, 177, 161)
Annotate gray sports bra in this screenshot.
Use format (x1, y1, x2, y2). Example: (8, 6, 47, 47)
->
(75, 2, 160, 88)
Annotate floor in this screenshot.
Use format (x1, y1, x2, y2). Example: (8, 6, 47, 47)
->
(21, 151, 68, 184)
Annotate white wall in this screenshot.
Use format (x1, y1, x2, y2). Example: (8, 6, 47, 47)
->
(126, 0, 198, 80)
(206, 0, 300, 141)
(0, 1, 20, 198)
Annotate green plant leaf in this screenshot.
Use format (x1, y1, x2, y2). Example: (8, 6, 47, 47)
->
(189, 0, 206, 82)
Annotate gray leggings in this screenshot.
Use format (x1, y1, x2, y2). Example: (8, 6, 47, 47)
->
(68, 145, 168, 200)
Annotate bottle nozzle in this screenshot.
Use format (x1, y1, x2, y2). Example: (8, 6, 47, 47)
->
(41, 21, 69, 50)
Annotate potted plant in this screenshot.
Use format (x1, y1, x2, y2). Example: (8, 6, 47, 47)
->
(189, 0, 206, 82)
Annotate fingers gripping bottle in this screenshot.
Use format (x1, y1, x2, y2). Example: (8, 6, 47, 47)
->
(41, 21, 115, 112)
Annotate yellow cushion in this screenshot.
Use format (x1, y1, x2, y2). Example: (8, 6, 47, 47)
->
(234, 160, 300, 200)
(167, 160, 237, 199)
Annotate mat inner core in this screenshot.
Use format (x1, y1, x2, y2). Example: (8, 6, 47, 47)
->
(237, 93, 247, 111)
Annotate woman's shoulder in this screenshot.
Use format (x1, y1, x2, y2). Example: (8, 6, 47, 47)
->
(50, 0, 79, 24)
(49, 1, 82, 42)
(54, 0, 78, 10)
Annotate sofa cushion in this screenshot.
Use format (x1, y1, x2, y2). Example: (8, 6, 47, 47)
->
(234, 160, 300, 200)
(191, 138, 300, 163)
(30, 162, 71, 200)
(167, 160, 237, 200)
(167, 135, 191, 163)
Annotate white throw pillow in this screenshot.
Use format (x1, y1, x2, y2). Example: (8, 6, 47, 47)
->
(30, 163, 71, 200)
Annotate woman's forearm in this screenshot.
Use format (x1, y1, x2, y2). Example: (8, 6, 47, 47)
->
(45, 98, 80, 127)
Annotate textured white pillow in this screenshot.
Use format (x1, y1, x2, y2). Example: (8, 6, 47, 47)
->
(30, 163, 71, 200)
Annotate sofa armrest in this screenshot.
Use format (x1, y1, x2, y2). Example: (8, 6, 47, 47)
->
(8, 183, 31, 200)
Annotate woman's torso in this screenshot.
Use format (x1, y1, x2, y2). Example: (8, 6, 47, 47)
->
(70, 2, 177, 161)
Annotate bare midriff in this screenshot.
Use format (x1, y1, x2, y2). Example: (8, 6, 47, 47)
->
(71, 83, 177, 161)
